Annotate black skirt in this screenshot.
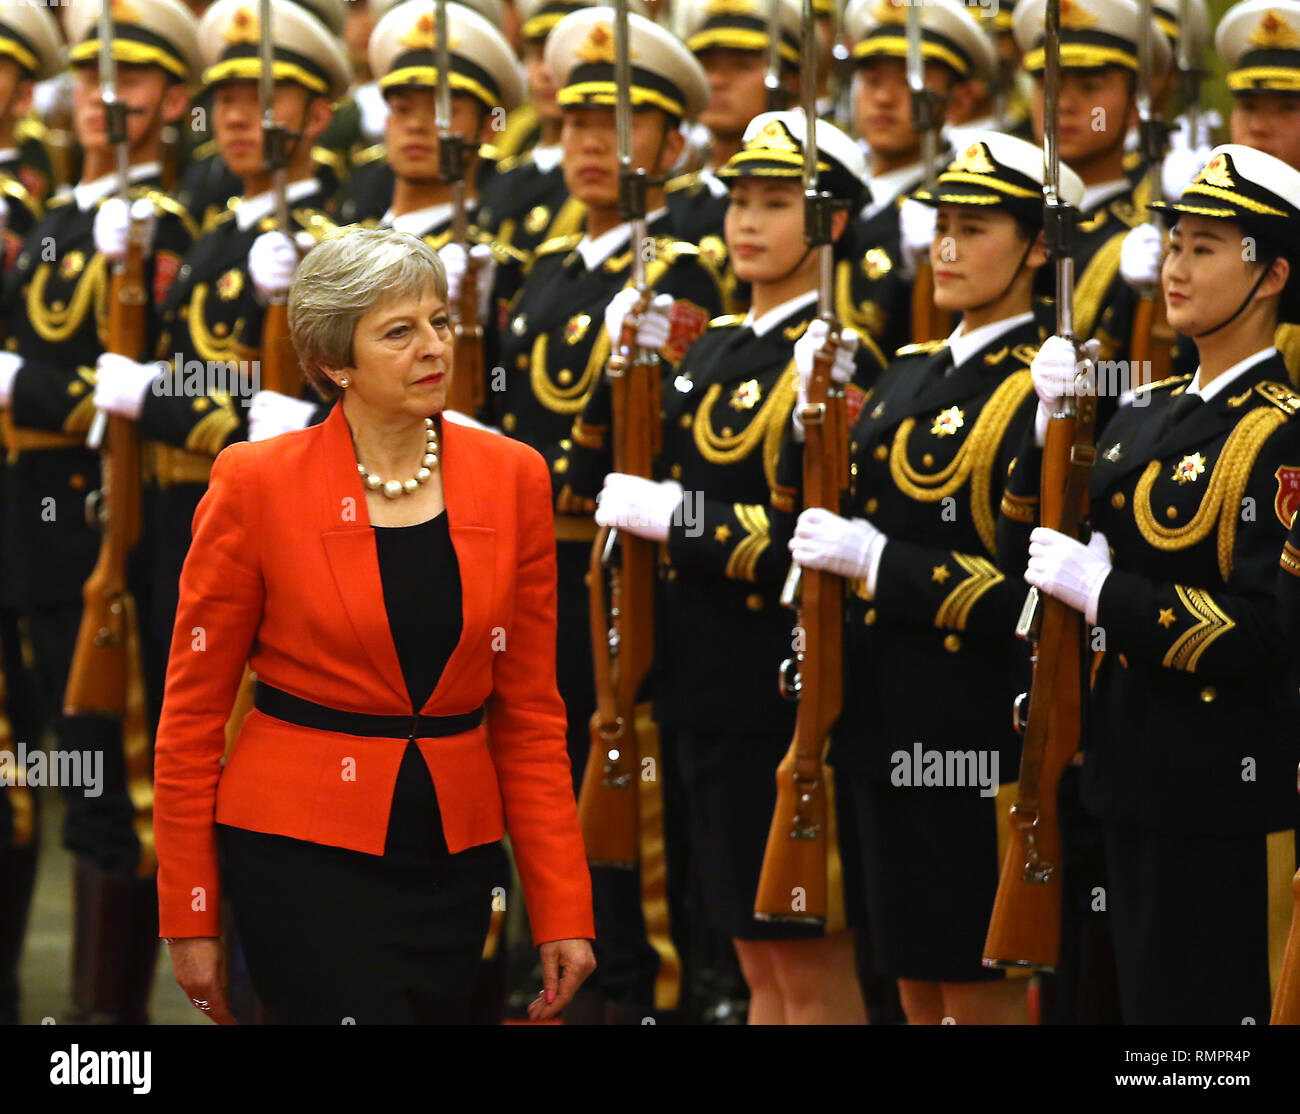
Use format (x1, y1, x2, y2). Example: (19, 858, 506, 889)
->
(217, 739, 509, 1024)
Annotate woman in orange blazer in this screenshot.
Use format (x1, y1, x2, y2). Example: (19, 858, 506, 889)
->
(153, 225, 595, 1024)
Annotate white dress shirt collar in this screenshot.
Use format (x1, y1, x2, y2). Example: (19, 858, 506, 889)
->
(742, 290, 819, 337)
(576, 207, 668, 270)
(531, 143, 562, 173)
(862, 163, 925, 219)
(1079, 177, 1130, 216)
(235, 178, 322, 231)
(382, 202, 456, 238)
(72, 162, 162, 212)
(945, 311, 1036, 373)
(1189, 347, 1277, 403)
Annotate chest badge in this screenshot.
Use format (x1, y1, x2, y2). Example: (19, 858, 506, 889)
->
(564, 313, 591, 345)
(525, 205, 550, 235)
(217, 269, 244, 301)
(1172, 453, 1206, 484)
(931, 406, 964, 437)
(1103, 442, 1123, 462)
(59, 251, 85, 280)
(862, 247, 892, 280)
(731, 379, 762, 410)
(1274, 466, 1300, 528)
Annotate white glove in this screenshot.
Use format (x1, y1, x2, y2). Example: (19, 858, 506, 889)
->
(788, 506, 886, 591)
(437, 242, 496, 322)
(1024, 527, 1111, 624)
(594, 472, 683, 542)
(898, 197, 937, 276)
(355, 81, 388, 142)
(92, 352, 164, 420)
(793, 319, 859, 442)
(248, 231, 301, 301)
(603, 288, 673, 352)
(0, 195, 9, 236)
(0, 351, 22, 407)
(248, 389, 316, 442)
(1119, 222, 1164, 291)
(93, 197, 157, 262)
(1161, 117, 1213, 202)
(1031, 334, 1100, 446)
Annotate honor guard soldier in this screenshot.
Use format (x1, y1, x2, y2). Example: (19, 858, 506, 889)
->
(0, 0, 201, 1024)
(843, 0, 996, 357)
(1013, 145, 1300, 1024)
(593, 111, 881, 1023)
(0, 0, 63, 205)
(176, 0, 349, 228)
(91, 0, 346, 734)
(476, 0, 600, 262)
(787, 132, 1075, 1024)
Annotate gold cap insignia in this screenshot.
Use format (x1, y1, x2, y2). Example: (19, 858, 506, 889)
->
(1248, 11, 1300, 50)
(110, 0, 141, 22)
(1059, 0, 1098, 30)
(577, 22, 617, 64)
(225, 7, 260, 45)
(1193, 152, 1234, 189)
(871, 0, 906, 26)
(749, 119, 799, 154)
(949, 142, 996, 176)
(399, 12, 458, 52)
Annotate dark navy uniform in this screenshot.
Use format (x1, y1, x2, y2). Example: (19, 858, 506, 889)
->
(477, 148, 577, 262)
(840, 193, 918, 362)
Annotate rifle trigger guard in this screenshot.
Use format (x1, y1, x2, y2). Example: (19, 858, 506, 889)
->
(1012, 691, 1029, 735)
(84, 488, 104, 531)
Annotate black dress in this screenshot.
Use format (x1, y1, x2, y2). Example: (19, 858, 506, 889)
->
(217, 512, 510, 1024)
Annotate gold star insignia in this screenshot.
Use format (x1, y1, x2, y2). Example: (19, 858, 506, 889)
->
(932, 565, 950, 583)
(1172, 453, 1206, 484)
(730, 379, 762, 410)
(1157, 608, 1176, 628)
(715, 525, 732, 543)
(931, 406, 964, 437)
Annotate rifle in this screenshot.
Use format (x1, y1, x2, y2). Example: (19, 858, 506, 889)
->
(753, 0, 846, 928)
(437, 0, 484, 417)
(983, 0, 1098, 970)
(1127, 0, 1173, 388)
(1272, 762, 1300, 1024)
(906, 2, 949, 344)
(65, 0, 147, 718)
(578, 0, 679, 1009)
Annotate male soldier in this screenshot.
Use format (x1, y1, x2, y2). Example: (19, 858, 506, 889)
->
(0, 0, 200, 1024)
(843, 0, 996, 357)
(0, 0, 63, 204)
(91, 0, 346, 781)
(491, 6, 724, 1021)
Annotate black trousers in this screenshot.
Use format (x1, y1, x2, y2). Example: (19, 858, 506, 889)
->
(217, 740, 510, 1024)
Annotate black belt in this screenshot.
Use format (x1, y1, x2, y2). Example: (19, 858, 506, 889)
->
(254, 682, 484, 740)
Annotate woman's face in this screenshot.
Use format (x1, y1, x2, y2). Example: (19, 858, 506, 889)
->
(1163, 215, 1282, 336)
(343, 289, 454, 419)
(724, 177, 809, 285)
(930, 205, 1034, 312)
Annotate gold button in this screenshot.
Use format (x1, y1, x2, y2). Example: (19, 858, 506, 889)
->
(557, 369, 573, 385)
(721, 426, 733, 437)
(679, 413, 691, 428)
(874, 444, 888, 461)
(554, 456, 568, 473)
(192, 398, 210, 412)
(1111, 492, 1126, 509)
(670, 463, 682, 479)
(865, 498, 878, 514)
(850, 441, 858, 453)
(52, 300, 66, 312)
(864, 608, 877, 625)
(502, 413, 516, 432)
(179, 306, 189, 320)
(745, 593, 763, 611)
(559, 438, 572, 450)
(922, 453, 934, 467)
(1200, 686, 1216, 703)
(850, 462, 858, 476)
(515, 354, 527, 369)
(68, 381, 85, 396)
(943, 634, 961, 653)
(213, 322, 229, 337)
(1166, 505, 1177, 520)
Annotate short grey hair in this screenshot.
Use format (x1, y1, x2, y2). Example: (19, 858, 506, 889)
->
(288, 225, 449, 401)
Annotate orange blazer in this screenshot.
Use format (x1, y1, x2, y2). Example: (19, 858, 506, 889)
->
(153, 402, 594, 945)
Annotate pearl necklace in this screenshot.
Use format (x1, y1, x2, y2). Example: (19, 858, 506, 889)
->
(356, 418, 439, 499)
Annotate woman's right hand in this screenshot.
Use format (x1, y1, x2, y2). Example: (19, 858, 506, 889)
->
(168, 937, 237, 1024)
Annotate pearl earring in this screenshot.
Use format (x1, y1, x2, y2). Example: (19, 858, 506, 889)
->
(339, 376, 350, 388)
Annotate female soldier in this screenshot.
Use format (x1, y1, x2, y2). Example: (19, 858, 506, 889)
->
(592, 111, 882, 1024)
(788, 132, 1082, 1024)
(1021, 144, 1300, 1024)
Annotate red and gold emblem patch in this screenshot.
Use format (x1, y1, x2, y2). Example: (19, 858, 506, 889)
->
(663, 299, 709, 364)
(1274, 466, 1300, 527)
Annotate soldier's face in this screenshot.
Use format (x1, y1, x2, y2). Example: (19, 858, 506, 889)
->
(0, 59, 30, 124)
(1231, 94, 1300, 172)
(724, 177, 809, 285)
(72, 64, 175, 154)
(345, 288, 454, 420)
(852, 57, 954, 159)
(384, 87, 483, 182)
(560, 106, 682, 207)
(1163, 216, 1287, 336)
(698, 48, 783, 141)
(523, 41, 559, 125)
(213, 80, 315, 180)
(931, 205, 1043, 314)
(1029, 68, 1134, 169)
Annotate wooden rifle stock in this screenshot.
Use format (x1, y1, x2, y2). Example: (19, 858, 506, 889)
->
(448, 253, 485, 417)
(1129, 291, 1173, 390)
(911, 260, 950, 344)
(64, 236, 146, 717)
(579, 305, 661, 866)
(983, 392, 1095, 969)
(259, 300, 299, 396)
(754, 340, 846, 925)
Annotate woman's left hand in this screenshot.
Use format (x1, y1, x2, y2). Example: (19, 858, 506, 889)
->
(527, 938, 596, 1021)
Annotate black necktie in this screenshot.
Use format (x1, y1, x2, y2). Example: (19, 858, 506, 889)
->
(1158, 390, 1202, 438)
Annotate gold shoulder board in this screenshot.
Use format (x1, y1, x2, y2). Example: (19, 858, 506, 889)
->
(894, 340, 946, 357)
(1256, 380, 1300, 416)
